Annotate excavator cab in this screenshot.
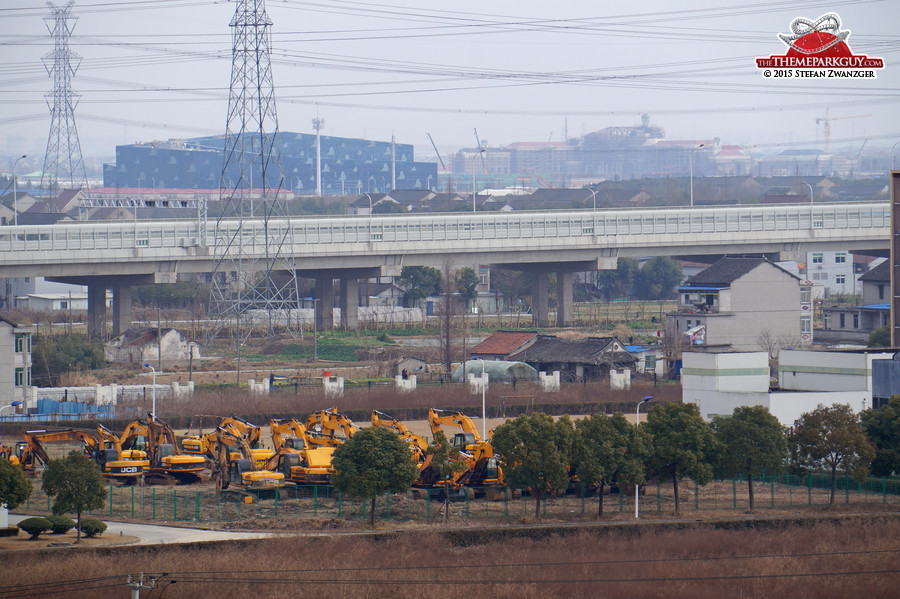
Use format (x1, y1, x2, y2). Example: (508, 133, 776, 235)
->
(283, 437, 306, 450)
(451, 432, 477, 450)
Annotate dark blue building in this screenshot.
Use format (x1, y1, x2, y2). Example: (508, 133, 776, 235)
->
(103, 132, 437, 195)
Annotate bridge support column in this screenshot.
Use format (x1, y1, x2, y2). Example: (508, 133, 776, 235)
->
(531, 273, 549, 328)
(112, 285, 132, 337)
(556, 271, 573, 327)
(315, 277, 334, 331)
(340, 278, 359, 330)
(87, 284, 107, 341)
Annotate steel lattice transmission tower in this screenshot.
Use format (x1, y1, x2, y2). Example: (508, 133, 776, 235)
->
(40, 1, 87, 193)
(207, 0, 300, 349)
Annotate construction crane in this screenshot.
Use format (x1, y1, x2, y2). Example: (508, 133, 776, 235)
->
(816, 109, 871, 154)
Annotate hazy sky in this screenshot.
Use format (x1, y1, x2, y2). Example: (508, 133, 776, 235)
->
(2, 0, 899, 164)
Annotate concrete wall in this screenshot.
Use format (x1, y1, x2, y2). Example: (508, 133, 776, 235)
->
(682, 352, 770, 393)
(767, 392, 869, 427)
(778, 349, 892, 392)
(684, 390, 771, 421)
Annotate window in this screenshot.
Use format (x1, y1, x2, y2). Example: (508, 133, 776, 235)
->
(14, 368, 23, 387)
(14, 334, 24, 353)
(835, 252, 847, 264)
(835, 274, 846, 285)
(645, 355, 656, 370)
(801, 316, 811, 334)
(879, 285, 885, 300)
(853, 314, 859, 328)
(800, 289, 811, 303)
(840, 314, 846, 328)
(812, 253, 823, 264)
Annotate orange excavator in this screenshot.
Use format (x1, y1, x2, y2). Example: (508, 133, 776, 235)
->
(263, 418, 334, 485)
(370, 410, 440, 487)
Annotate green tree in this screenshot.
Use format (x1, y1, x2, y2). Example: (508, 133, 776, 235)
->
(712, 406, 788, 511)
(868, 326, 891, 348)
(41, 452, 106, 542)
(426, 430, 466, 522)
(645, 402, 716, 513)
(0, 458, 32, 511)
(491, 413, 575, 519)
(789, 404, 876, 505)
(331, 427, 418, 526)
(573, 413, 647, 517)
(32, 334, 105, 387)
(633, 257, 683, 300)
(398, 266, 441, 307)
(861, 396, 900, 477)
(595, 257, 640, 299)
(455, 267, 480, 313)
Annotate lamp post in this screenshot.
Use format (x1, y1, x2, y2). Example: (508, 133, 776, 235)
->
(804, 182, 813, 205)
(471, 356, 487, 440)
(0, 401, 23, 447)
(891, 140, 900, 170)
(143, 363, 157, 418)
(12, 155, 26, 227)
(689, 144, 704, 207)
(363, 192, 373, 239)
(635, 395, 652, 519)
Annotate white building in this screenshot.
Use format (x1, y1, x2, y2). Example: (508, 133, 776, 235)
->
(805, 250, 859, 296)
(682, 349, 889, 426)
(0, 316, 33, 411)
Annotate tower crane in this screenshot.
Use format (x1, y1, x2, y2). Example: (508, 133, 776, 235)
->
(816, 109, 871, 154)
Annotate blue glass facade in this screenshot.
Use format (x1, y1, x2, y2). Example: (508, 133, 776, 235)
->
(102, 132, 437, 194)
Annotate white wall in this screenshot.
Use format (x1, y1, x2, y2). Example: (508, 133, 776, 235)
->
(778, 350, 892, 392)
(682, 351, 770, 393)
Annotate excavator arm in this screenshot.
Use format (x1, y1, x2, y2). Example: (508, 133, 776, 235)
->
(428, 408, 481, 449)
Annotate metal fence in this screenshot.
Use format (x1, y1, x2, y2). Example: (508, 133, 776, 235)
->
(19, 472, 900, 525)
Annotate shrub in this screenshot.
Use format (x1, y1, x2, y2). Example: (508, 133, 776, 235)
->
(0, 526, 19, 537)
(46, 514, 76, 534)
(78, 518, 107, 538)
(18, 517, 52, 539)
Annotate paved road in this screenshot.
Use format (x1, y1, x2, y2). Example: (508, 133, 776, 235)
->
(8, 514, 275, 546)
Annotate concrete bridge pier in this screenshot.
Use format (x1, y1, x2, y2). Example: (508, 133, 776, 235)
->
(531, 273, 550, 328)
(52, 273, 172, 341)
(315, 277, 335, 331)
(556, 271, 574, 327)
(87, 284, 107, 340)
(340, 278, 359, 330)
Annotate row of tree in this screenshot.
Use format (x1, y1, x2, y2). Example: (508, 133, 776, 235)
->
(331, 401, 884, 522)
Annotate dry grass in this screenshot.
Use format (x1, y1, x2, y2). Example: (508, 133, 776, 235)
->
(2, 517, 898, 598)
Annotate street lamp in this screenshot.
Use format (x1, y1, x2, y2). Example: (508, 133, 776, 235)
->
(804, 182, 814, 205)
(143, 363, 157, 418)
(584, 186, 597, 212)
(13, 155, 26, 227)
(363, 192, 374, 241)
(635, 395, 652, 519)
(891, 140, 900, 170)
(0, 401, 23, 447)
(472, 356, 488, 440)
(689, 144, 704, 208)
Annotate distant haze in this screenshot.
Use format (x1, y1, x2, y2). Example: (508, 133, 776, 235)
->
(2, 0, 899, 163)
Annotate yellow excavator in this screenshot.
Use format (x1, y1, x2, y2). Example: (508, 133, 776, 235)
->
(303, 407, 358, 448)
(182, 414, 272, 468)
(20, 428, 146, 483)
(370, 410, 440, 487)
(427, 408, 504, 491)
(212, 426, 290, 499)
(118, 415, 205, 485)
(264, 418, 335, 485)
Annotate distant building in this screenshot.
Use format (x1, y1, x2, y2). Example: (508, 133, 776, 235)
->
(667, 257, 812, 352)
(105, 327, 200, 365)
(0, 316, 33, 410)
(103, 133, 437, 195)
(821, 260, 891, 344)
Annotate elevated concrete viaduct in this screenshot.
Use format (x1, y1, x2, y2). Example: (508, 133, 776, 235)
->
(0, 202, 889, 337)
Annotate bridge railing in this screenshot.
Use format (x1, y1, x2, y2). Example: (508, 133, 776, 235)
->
(0, 202, 888, 256)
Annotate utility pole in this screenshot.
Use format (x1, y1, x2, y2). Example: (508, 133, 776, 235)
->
(312, 113, 324, 196)
(208, 0, 300, 348)
(41, 1, 87, 192)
